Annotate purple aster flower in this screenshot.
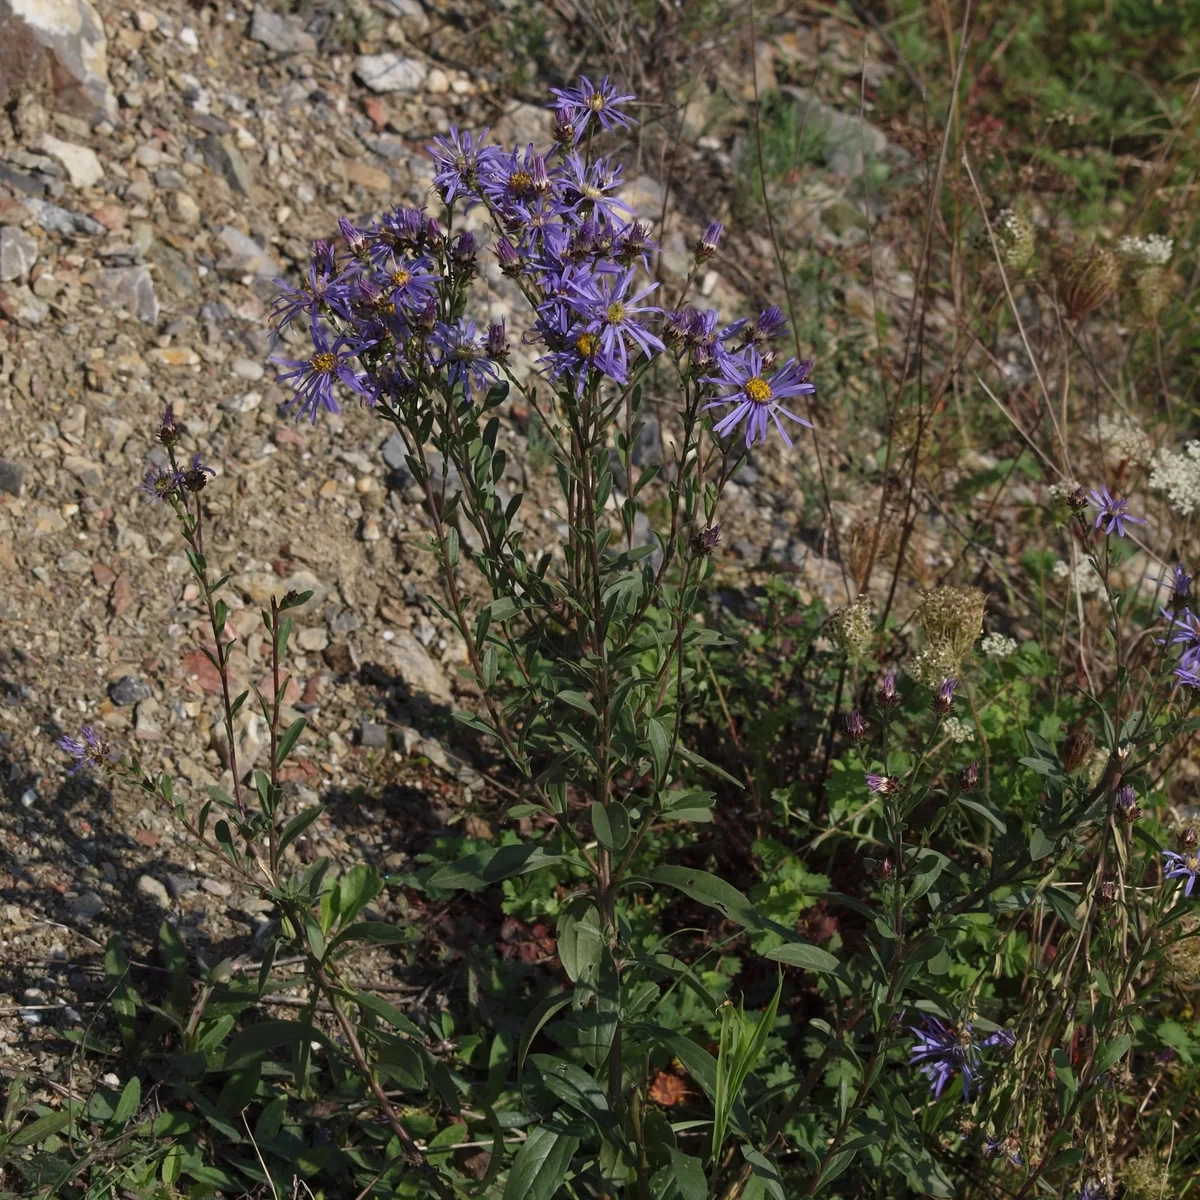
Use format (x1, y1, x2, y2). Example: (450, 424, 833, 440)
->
(1079, 1182, 1109, 1200)
(378, 254, 440, 312)
(909, 1015, 981, 1099)
(273, 322, 372, 423)
(551, 101, 580, 145)
(568, 268, 664, 382)
(702, 347, 815, 448)
(486, 320, 508, 360)
(984, 1134, 1023, 1166)
(842, 711, 868, 741)
(429, 319, 498, 394)
(338, 217, 368, 258)
(982, 1027, 1016, 1053)
(695, 221, 724, 263)
(182, 452, 216, 493)
(1171, 563, 1192, 607)
(1087, 487, 1144, 537)
(481, 144, 551, 211)
(1114, 784, 1140, 822)
(138, 464, 185, 504)
(495, 236, 523, 275)
(614, 219, 658, 269)
(555, 153, 634, 224)
(371, 207, 427, 260)
(957, 761, 980, 792)
(548, 75, 637, 138)
(271, 247, 354, 329)
(57, 726, 112, 775)
(427, 126, 494, 206)
(156, 404, 182, 448)
(1163, 849, 1200, 896)
(865, 772, 898, 795)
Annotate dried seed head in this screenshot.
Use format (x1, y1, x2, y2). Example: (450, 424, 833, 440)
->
(994, 208, 1035, 272)
(913, 586, 985, 686)
(1096, 880, 1118, 907)
(1179, 825, 1199, 852)
(831, 596, 873, 659)
(1119, 1153, 1171, 1200)
(1062, 723, 1096, 773)
(1135, 266, 1173, 323)
(1059, 244, 1120, 321)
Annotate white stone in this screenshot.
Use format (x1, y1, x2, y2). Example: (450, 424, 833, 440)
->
(381, 630, 452, 702)
(0, 226, 38, 283)
(136, 874, 170, 907)
(355, 52, 427, 94)
(426, 68, 449, 95)
(36, 133, 104, 189)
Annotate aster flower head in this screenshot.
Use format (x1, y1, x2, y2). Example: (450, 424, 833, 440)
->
(548, 75, 637, 138)
(842, 710, 868, 741)
(984, 1133, 1024, 1166)
(481, 144, 550, 212)
(614, 219, 657, 269)
(495, 235, 523, 275)
(486, 320, 508, 360)
(702, 347, 815, 448)
(273, 321, 372, 424)
(427, 125, 494, 206)
(691, 524, 721, 556)
(138, 463, 185, 504)
(56, 725, 112, 775)
(957, 761, 980, 792)
(567, 268, 664, 383)
(983, 1027, 1016, 1053)
(156, 404, 181, 448)
(866, 772, 899, 796)
(271, 248, 354, 329)
(909, 1015, 981, 1099)
(556, 153, 633, 225)
(1172, 563, 1192, 607)
(182, 452, 216, 493)
(380, 254, 440, 312)
(429, 319, 498, 394)
(1163, 849, 1200, 896)
(338, 216, 368, 258)
(1088, 486, 1145, 537)
(1114, 784, 1140, 822)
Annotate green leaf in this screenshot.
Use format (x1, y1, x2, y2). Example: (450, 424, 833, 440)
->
(558, 900, 604, 985)
(378, 1037, 426, 1091)
(333, 864, 384, 930)
(106, 1076, 141, 1135)
(517, 992, 573, 1078)
(105, 936, 138, 1054)
(670, 1150, 708, 1200)
(647, 717, 670, 781)
(591, 801, 629, 852)
(743, 1148, 786, 1200)
(427, 842, 566, 892)
(327, 920, 411, 956)
(275, 717, 306, 767)
(223, 1021, 334, 1070)
(352, 990, 423, 1039)
(1029, 826, 1056, 860)
(957, 796, 1007, 834)
(11, 1110, 71, 1147)
(763, 942, 840, 974)
(159, 920, 190, 1014)
(502, 1122, 580, 1200)
(647, 866, 762, 930)
(278, 805, 323, 854)
(559, 690, 598, 718)
(529, 1054, 614, 1129)
(1095, 1033, 1131, 1076)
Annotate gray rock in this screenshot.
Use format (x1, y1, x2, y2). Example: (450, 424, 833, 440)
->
(166, 874, 198, 899)
(0, 226, 38, 282)
(68, 891, 106, 922)
(364, 135, 411, 163)
(147, 239, 199, 299)
(355, 52, 427, 94)
(231, 357, 265, 381)
(22, 195, 104, 235)
(216, 224, 279, 276)
(376, 0, 431, 33)
(95, 265, 158, 324)
(360, 719, 388, 748)
(35, 132, 103, 189)
(779, 86, 906, 178)
(0, 0, 118, 121)
(382, 430, 409, 470)
(134, 697, 162, 739)
(200, 134, 255, 195)
(297, 626, 329, 652)
(136, 875, 170, 907)
(249, 5, 316, 54)
(329, 608, 362, 635)
(201, 878, 233, 898)
(380, 630, 452, 702)
(0, 460, 24, 497)
(1, 284, 49, 327)
(109, 675, 151, 706)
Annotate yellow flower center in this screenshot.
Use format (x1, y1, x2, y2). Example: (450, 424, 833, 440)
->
(576, 332, 599, 357)
(606, 301, 627, 324)
(509, 169, 534, 196)
(311, 351, 337, 373)
(1188, 855, 1200, 873)
(581, 184, 603, 201)
(744, 376, 772, 404)
(391, 268, 412, 288)
(589, 94, 606, 112)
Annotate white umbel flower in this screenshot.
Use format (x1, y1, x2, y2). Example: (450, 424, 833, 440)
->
(1149, 441, 1200, 517)
(981, 632, 1018, 659)
(1098, 413, 1152, 467)
(1116, 234, 1173, 267)
(943, 716, 975, 744)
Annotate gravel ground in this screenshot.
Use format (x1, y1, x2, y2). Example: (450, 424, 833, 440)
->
(0, 0, 919, 1080)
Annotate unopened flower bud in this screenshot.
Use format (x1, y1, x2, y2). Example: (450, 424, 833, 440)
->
(842, 711, 868, 741)
(1179, 825, 1198, 851)
(552, 103, 577, 145)
(876, 669, 900, 708)
(695, 221, 724, 263)
(866, 772, 899, 796)
(1096, 880, 1118, 906)
(156, 404, 181, 448)
(933, 677, 959, 714)
(312, 238, 336, 273)
(424, 217, 444, 249)
(413, 298, 438, 335)
(876, 856, 894, 881)
(452, 231, 476, 265)
(1114, 784, 1140, 822)
(486, 320, 508, 360)
(338, 217, 367, 257)
(1172, 564, 1192, 608)
(957, 761, 980, 792)
(1062, 724, 1096, 773)
(691, 524, 721, 557)
(1067, 486, 1088, 514)
(530, 154, 551, 194)
(495, 236, 522, 276)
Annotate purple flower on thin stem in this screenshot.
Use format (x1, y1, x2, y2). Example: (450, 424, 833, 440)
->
(1087, 486, 1145, 537)
(865, 772, 898, 796)
(568, 268, 664, 382)
(909, 1015, 980, 1099)
(876, 669, 900, 708)
(1171, 563, 1191, 607)
(427, 125, 494, 205)
(556, 153, 634, 224)
(380, 254, 440, 312)
(933, 677, 959, 714)
(695, 221, 724, 263)
(1163, 849, 1200, 896)
(548, 75, 637, 138)
(56, 726, 112, 775)
(702, 347, 815, 448)
(982, 1027, 1016, 1053)
(273, 322, 371, 424)
(138, 464, 185, 504)
(429, 319, 498, 394)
